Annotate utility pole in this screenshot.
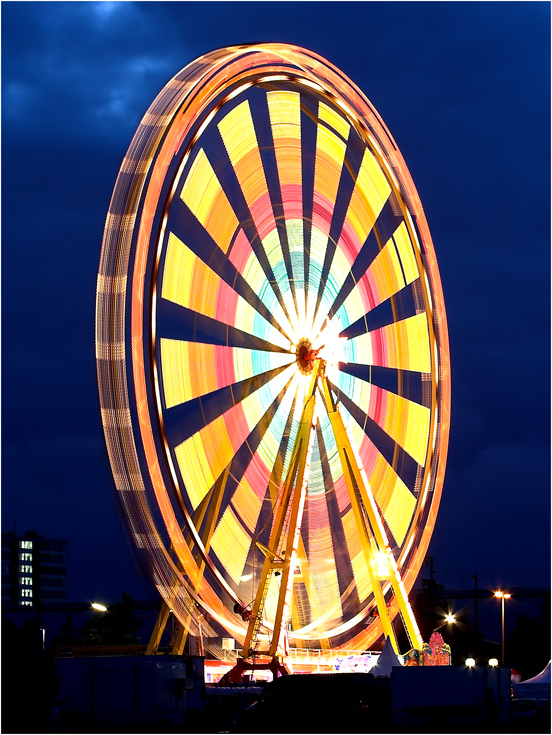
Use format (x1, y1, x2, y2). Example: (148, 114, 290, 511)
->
(472, 574, 479, 639)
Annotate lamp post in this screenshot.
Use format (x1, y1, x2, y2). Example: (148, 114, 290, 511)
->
(494, 591, 511, 665)
(91, 602, 108, 612)
(433, 613, 456, 633)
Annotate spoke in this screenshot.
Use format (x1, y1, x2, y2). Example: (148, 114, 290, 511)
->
(209, 375, 300, 585)
(173, 364, 295, 511)
(177, 140, 295, 339)
(218, 99, 300, 336)
(312, 145, 392, 338)
(180, 146, 239, 255)
(267, 90, 305, 330)
(159, 339, 294, 408)
(344, 312, 432, 374)
(330, 221, 421, 332)
(161, 231, 291, 350)
(170, 190, 295, 339)
(306, 103, 350, 330)
(228, 228, 295, 341)
(335, 369, 431, 467)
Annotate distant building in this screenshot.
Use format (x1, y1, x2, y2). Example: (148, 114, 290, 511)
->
(2, 530, 68, 607)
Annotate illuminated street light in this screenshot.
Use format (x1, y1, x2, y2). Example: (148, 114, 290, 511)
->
(465, 658, 476, 667)
(489, 658, 499, 667)
(494, 591, 511, 665)
(91, 602, 108, 612)
(433, 612, 456, 632)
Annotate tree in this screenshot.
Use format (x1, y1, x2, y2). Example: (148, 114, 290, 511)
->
(77, 592, 142, 645)
(507, 591, 551, 679)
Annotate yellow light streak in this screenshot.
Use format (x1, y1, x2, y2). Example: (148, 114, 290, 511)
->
(342, 508, 372, 601)
(393, 221, 419, 284)
(314, 123, 347, 206)
(345, 146, 391, 248)
(210, 506, 252, 585)
(346, 312, 431, 373)
(161, 232, 290, 349)
(180, 149, 238, 253)
(383, 392, 430, 467)
(369, 454, 416, 546)
(318, 101, 350, 139)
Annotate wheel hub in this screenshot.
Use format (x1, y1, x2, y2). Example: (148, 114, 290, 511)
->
(296, 338, 320, 375)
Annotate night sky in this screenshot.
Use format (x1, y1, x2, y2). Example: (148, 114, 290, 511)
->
(2, 1, 550, 637)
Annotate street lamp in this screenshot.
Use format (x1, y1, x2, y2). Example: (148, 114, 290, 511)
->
(489, 658, 499, 667)
(91, 602, 108, 612)
(465, 657, 476, 667)
(433, 612, 456, 633)
(494, 591, 511, 665)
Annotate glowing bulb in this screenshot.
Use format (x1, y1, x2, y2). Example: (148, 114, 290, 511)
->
(465, 658, 476, 667)
(445, 613, 456, 624)
(489, 658, 499, 667)
(91, 603, 108, 612)
(316, 317, 346, 381)
(373, 551, 391, 578)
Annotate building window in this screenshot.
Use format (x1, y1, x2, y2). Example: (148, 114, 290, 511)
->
(42, 578, 66, 588)
(41, 590, 66, 599)
(43, 542, 67, 552)
(41, 553, 67, 564)
(41, 566, 67, 576)
(19, 564, 32, 573)
(19, 553, 33, 561)
(20, 589, 32, 598)
(19, 541, 33, 549)
(19, 576, 33, 586)
(2, 562, 9, 573)
(19, 600, 33, 607)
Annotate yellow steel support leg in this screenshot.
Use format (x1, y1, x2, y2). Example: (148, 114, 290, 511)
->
(146, 601, 171, 655)
(146, 467, 229, 655)
(241, 362, 322, 660)
(264, 421, 314, 639)
(319, 365, 423, 652)
(174, 466, 229, 654)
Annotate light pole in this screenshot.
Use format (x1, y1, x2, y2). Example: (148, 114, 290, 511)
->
(91, 602, 108, 612)
(494, 591, 511, 665)
(433, 612, 456, 633)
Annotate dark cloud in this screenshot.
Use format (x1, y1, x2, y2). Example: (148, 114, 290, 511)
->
(2, 1, 549, 614)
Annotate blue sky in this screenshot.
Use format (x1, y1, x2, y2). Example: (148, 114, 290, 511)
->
(2, 2, 549, 622)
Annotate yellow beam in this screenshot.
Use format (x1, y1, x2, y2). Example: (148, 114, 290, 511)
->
(146, 601, 171, 655)
(175, 466, 230, 653)
(318, 364, 422, 651)
(241, 363, 322, 659)
(147, 467, 230, 655)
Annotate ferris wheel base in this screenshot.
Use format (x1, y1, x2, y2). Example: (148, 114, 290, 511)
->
(217, 656, 290, 685)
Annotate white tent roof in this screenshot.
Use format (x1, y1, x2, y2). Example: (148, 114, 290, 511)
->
(370, 636, 403, 677)
(513, 662, 551, 699)
(521, 662, 551, 685)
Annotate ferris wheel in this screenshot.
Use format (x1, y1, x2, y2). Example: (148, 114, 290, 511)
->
(96, 44, 450, 674)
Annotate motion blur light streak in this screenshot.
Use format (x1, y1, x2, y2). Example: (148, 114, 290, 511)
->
(96, 44, 450, 653)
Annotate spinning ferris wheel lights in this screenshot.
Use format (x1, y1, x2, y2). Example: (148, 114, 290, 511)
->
(96, 43, 451, 676)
